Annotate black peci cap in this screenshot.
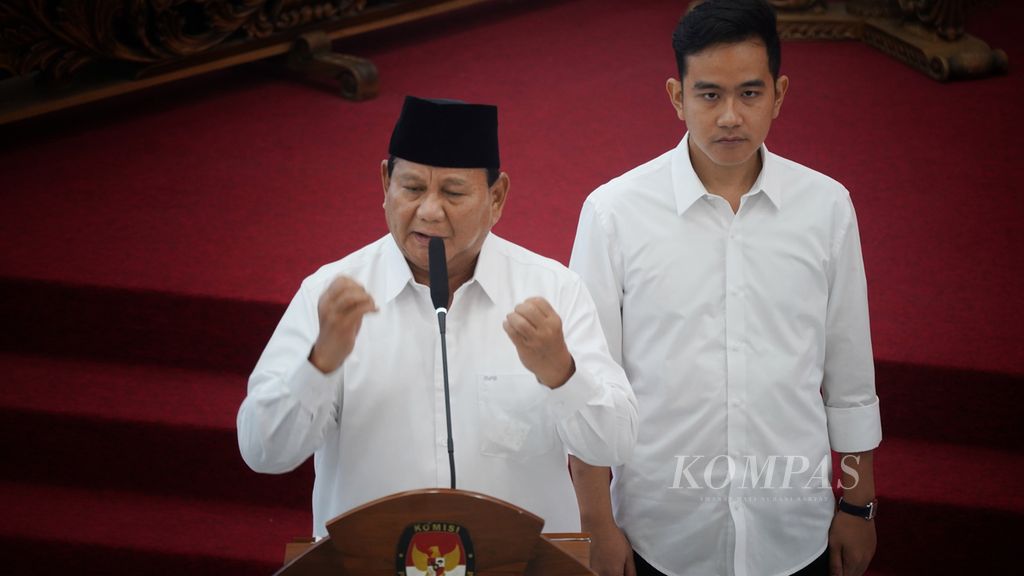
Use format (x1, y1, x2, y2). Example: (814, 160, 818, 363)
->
(388, 96, 500, 170)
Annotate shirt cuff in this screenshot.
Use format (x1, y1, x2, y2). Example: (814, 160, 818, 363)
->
(826, 396, 882, 453)
(547, 366, 603, 421)
(290, 358, 343, 415)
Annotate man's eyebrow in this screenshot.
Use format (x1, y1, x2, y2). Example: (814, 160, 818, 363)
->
(440, 175, 473, 187)
(691, 79, 767, 90)
(692, 81, 722, 90)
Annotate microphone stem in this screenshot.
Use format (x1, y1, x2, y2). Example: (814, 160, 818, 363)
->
(438, 310, 456, 489)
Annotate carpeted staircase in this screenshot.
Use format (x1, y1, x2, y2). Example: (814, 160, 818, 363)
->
(0, 279, 313, 574)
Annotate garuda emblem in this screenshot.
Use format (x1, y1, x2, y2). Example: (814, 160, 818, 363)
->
(396, 521, 474, 576)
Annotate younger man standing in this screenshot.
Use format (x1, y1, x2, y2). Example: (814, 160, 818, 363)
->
(569, 1, 881, 575)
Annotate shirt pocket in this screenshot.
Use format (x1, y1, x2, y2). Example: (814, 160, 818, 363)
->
(477, 373, 557, 460)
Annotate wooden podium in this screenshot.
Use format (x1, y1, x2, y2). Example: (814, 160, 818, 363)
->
(276, 489, 593, 576)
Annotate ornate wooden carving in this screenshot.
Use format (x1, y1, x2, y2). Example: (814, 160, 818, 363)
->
(770, 0, 827, 10)
(846, 0, 903, 17)
(776, 3, 864, 41)
(0, 0, 1008, 124)
(0, 0, 491, 123)
(288, 30, 378, 100)
(898, 0, 966, 40)
(0, 0, 375, 83)
(775, 0, 1007, 81)
(862, 16, 1007, 80)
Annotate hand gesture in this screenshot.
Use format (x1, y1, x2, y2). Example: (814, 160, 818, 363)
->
(310, 276, 377, 373)
(502, 297, 575, 388)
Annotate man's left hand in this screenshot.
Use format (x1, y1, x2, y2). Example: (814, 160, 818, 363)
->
(503, 297, 575, 388)
(828, 509, 876, 576)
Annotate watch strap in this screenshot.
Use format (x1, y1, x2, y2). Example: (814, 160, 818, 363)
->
(838, 496, 877, 520)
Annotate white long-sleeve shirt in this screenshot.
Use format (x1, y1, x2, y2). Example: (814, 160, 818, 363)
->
(570, 135, 881, 576)
(238, 233, 638, 537)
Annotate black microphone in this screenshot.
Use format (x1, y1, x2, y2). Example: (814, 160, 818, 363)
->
(428, 237, 456, 489)
(429, 237, 449, 318)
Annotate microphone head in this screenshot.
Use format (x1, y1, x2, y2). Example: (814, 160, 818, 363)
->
(428, 237, 449, 310)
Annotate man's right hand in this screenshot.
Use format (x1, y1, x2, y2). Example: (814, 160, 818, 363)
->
(588, 520, 637, 576)
(570, 456, 636, 576)
(310, 276, 377, 373)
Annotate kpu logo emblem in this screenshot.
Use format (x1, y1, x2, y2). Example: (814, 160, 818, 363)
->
(395, 522, 475, 576)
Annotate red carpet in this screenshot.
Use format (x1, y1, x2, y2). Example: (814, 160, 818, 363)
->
(1, 0, 1021, 574)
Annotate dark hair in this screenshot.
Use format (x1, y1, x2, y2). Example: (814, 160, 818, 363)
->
(387, 155, 500, 188)
(672, 0, 781, 81)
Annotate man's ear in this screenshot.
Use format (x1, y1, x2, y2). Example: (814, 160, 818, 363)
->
(380, 159, 390, 204)
(488, 172, 510, 227)
(666, 77, 685, 121)
(773, 75, 790, 119)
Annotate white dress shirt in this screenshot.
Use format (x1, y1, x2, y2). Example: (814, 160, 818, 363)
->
(238, 233, 637, 537)
(570, 134, 881, 576)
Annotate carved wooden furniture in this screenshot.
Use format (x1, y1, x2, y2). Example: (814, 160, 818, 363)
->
(772, 0, 1007, 81)
(0, 0, 492, 124)
(0, 1, 1008, 125)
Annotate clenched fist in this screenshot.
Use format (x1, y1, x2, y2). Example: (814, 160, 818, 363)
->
(310, 276, 377, 373)
(502, 297, 575, 389)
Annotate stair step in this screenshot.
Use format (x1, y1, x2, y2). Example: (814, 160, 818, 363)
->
(876, 437, 1024, 513)
(1, 537, 273, 576)
(875, 361, 1023, 451)
(0, 481, 307, 575)
(872, 497, 1019, 574)
(0, 277, 284, 373)
(0, 352, 312, 509)
(0, 352, 245, 428)
(868, 437, 1022, 574)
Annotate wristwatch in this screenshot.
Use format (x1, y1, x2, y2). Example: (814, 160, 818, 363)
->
(838, 496, 877, 520)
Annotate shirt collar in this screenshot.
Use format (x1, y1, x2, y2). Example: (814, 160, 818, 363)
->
(382, 234, 415, 304)
(670, 132, 782, 215)
(754, 146, 782, 209)
(465, 233, 501, 305)
(381, 232, 502, 306)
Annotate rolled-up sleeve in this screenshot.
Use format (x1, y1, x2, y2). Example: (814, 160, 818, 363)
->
(822, 198, 882, 453)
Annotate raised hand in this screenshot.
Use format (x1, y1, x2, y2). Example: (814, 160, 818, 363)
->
(310, 276, 377, 373)
(502, 297, 575, 388)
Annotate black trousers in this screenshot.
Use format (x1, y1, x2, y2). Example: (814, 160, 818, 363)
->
(633, 548, 829, 576)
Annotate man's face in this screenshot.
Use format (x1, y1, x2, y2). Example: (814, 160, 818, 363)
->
(382, 158, 508, 285)
(667, 39, 788, 174)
